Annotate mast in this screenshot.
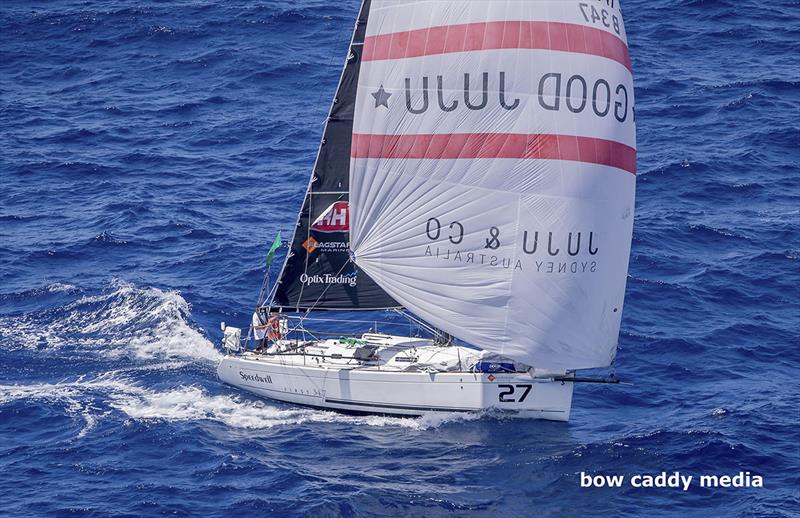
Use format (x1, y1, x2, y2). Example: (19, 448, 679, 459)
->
(270, 0, 400, 312)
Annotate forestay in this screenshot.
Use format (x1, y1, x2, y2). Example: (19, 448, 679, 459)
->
(349, 0, 637, 369)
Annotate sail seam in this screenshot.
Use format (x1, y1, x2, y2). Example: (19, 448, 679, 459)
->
(363, 21, 632, 72)
(351, 133, 637, 175)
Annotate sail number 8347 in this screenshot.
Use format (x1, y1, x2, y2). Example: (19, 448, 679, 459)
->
(498, 384, 533, 403)
(579, 3, 621, 36)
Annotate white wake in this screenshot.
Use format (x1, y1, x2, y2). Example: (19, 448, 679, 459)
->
(0, 373, 469, 432)
(0, 281, 484, 433)
(0, 280, 220, 362)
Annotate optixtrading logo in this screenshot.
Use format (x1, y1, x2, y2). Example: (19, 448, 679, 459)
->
(300, 272, 357, 288)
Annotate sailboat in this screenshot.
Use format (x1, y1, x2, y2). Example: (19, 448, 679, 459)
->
(218, 0, 636, 421)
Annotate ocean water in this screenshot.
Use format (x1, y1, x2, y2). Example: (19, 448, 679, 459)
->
(1, 0, 798, 515)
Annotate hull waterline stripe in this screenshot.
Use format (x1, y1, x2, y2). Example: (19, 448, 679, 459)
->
(325, 397, 566, 414)
(363, 21, 632, 72)
(352, 132, 637, 175)
(325, 398, 474, 413)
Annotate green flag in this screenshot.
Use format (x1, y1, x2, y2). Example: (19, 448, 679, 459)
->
(265, 232, 282, 269)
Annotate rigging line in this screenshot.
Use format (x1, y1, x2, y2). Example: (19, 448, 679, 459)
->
(294, 195, 349, 313)
(290, 329, 362, 338)
(246, 239, 284, 350)
(297, 200, 313, 306)
(264, 305, 402, 312)
(281, 314, 410, 326)
(391, 308, 437, 337)
(272, 329, 332, 395)
(255, 227, 285, 309)
(263, 237, 290, 311)
(296, 257, 354, 327)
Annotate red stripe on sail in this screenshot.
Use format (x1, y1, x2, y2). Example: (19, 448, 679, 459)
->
(351, 133, 637, 175)
(362, 21, 632, 72)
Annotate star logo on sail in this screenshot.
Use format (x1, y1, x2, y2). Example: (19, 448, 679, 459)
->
(303, 236, 319, 254)
(371, 85, 391, 108)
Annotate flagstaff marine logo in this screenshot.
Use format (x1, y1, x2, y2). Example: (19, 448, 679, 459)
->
(303, 236, 319, 253)
(304, 235, 350, 255)
(300, 272, 357, 287)
(303, 201, 350, 255)
(423, 218, 600, 275)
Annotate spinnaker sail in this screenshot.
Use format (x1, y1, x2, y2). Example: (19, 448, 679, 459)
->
(349, 0, 637, 369)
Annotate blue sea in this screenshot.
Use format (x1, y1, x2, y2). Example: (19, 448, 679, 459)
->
(1, 0, 798, 515)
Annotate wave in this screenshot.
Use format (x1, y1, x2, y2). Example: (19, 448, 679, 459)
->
(0, 370, 481, 436)
(0, 279, 492, 433)
(0, 282, 79, 301)
(0, 372, 132, 439)
(0, 280, 220, 363)
(110, 384, 431, 430)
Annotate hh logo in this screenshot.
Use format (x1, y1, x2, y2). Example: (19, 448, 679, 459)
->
(312, 201, 349, 233)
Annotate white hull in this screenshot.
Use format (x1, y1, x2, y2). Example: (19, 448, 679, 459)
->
(217, 342, 574, 421)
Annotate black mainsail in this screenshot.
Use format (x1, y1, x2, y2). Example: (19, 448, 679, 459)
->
(271, 0, 399, 312)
